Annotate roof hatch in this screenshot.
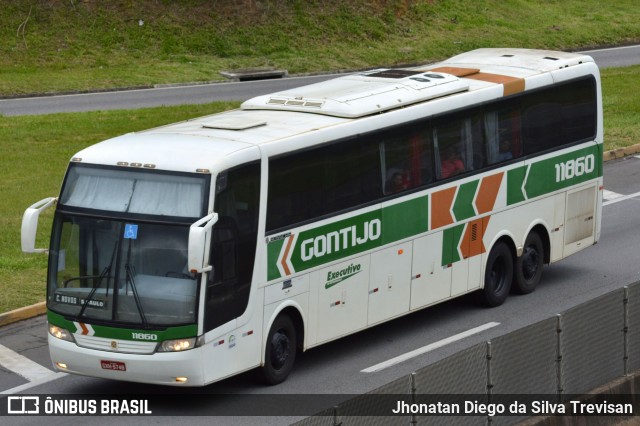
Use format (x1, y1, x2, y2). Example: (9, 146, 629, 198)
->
(201, 117, 267, 130)
(241, 69, 469, 118)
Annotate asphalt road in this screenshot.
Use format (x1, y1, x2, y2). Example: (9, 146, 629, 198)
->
(1, 156, 640, 426)
(0, 45, 639, 116)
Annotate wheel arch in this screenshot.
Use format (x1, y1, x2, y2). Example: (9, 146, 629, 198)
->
(262, 301, 306, 365)
(524, 222, 551, 264)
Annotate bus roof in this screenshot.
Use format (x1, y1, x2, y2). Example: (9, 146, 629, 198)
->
(242, 48, 594, 118)
(73, 48, 596, 174)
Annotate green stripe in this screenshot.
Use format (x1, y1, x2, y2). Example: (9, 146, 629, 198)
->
(267, 237, 285, 281)
(442, 224, 465, 266)
(267, 196, 431, 280)
(452, 180, 479, 221)
(288, 210, 383, 274)
(381, 195, 429, 244)
(507, 144, 601, 205)
(507, 166, 527, 205)
(47, 310, 197, 341)
(524, 145, 600, 199)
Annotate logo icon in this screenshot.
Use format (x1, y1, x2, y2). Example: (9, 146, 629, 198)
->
(325, 263, 362, 289)
(111, 341, 118, 349)
(7, 396, 40, 414)
(124, 224, 138, 239)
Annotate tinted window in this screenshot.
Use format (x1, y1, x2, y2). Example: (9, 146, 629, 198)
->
(267, 138, 381, 232)
(522, 78, 597, 155)
(433, 111, 484, 179)
(266, 77, 597, 232)
(380, 125, 434, 195)
(205, 162, 260, 332)
(485, 99, 523, 166)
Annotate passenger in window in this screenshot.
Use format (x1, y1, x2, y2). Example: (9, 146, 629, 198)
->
(498, 139, 513, 161)
(440, 147, 465, 178)
(386, 171, 407, 194)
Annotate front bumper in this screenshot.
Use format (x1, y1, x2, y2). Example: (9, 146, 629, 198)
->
(48, 334, 206, 386)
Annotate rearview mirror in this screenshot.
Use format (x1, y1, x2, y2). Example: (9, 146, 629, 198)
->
(21, 197, 57, 253)
(188, 212, 218, 273)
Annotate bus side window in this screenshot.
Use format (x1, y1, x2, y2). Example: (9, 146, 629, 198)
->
(485, 102, 521, 165)
(434, 117, 467, 179)
(560, 78, 597, 143)
(467, 112, 486, 170)
(381, 127, 434, 195)
(267, 137, 381, 231)
(323, 138, 380, 212)
(205, 162, 260, 332)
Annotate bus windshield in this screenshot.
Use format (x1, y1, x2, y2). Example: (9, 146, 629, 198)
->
(47, 165, 210, 327)
(48, 215, 198, 326)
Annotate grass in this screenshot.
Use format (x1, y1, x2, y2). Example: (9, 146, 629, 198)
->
(1, 0, 640, 95)
(0, 66, 638, 313)
(600, 65, 640, 150)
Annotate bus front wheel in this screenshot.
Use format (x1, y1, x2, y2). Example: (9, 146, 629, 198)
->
(482, 242, 513, 307)
(262, 314, 296, 385)
(514, 232, 544, 294)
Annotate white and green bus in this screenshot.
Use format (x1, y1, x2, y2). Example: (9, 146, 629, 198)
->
(22, 48, 602, 386)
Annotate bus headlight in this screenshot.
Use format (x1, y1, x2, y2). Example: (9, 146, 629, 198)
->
(157, 336, 202, 353)
(49, 325, 75, 342)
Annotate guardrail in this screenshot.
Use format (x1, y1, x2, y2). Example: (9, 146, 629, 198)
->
(293, 281, 640, 425)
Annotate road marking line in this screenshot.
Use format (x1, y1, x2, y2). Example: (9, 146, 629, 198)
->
(603, 189, 624, 201)
(603, 190, 640, 207)
(1, 372, 67, 395)
(0, 344, 56, 382)
(361, 322, 500, 373)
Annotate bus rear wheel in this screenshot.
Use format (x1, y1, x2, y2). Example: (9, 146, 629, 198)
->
(514, 232, 544, 294)
(482, 242, 513, 307)
(262, 314, 296, 385)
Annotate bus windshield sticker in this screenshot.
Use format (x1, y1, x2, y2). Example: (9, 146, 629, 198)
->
(55, 293, 108, 310)
(124, 224, 138, 239)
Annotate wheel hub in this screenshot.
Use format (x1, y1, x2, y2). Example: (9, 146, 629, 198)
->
(270, 330, 290, 370)
(522, 246, 539, 279)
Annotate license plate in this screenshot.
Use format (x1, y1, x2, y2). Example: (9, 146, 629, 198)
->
(100, 360, 126, 371)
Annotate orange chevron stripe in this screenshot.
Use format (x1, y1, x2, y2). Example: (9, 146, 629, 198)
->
(280, 234, 295, 276)
(476, 172, 504, 214)
(79, 322, 89, 335)
(428, 66, 480, 77)
(460, 216, 493, 259)
(431, 187, 457, 230)
(428, 67, 525, 96)
(460, 218, 485, 259)
(463, 72, 525, 96)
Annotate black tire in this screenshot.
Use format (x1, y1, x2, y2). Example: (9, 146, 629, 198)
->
(481, 242, 513, 307)
(513, 232, 544, 294)
(262, 314, 296, 385)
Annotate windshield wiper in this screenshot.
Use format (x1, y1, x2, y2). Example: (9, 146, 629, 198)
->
(76, 265, 112, 320)
(124, 262, 148, 327)
(77, 240, 118, 320)
(77, 236, 118, 320)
